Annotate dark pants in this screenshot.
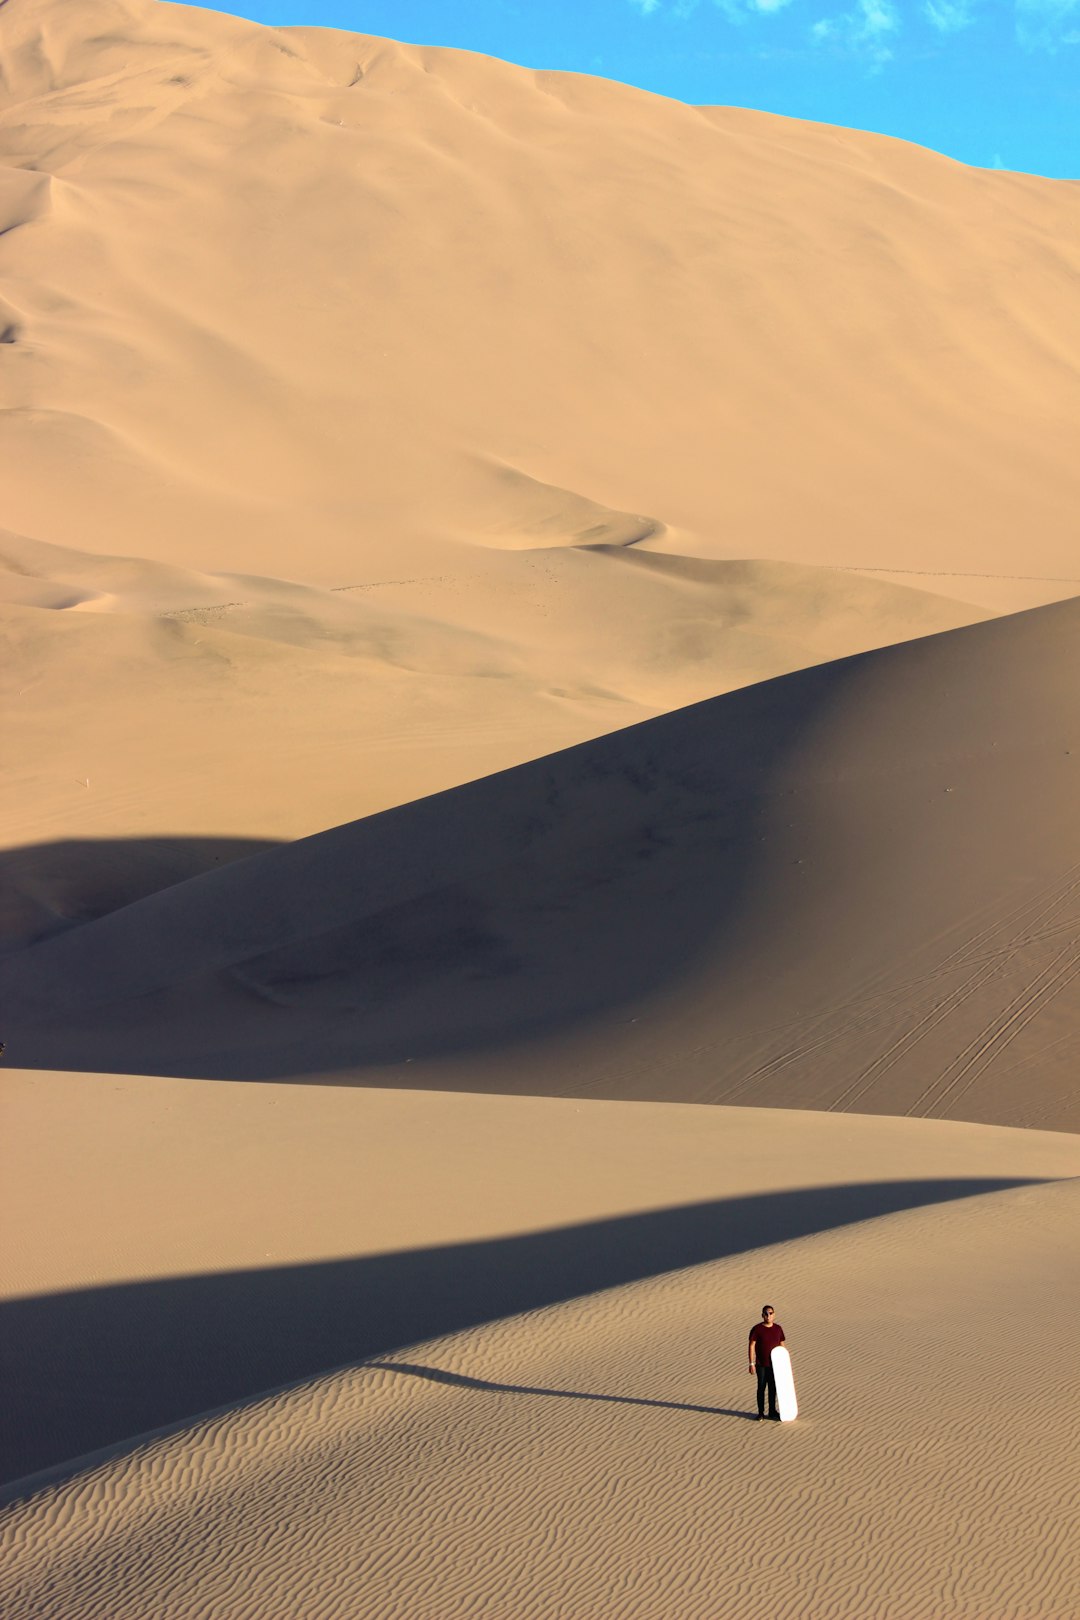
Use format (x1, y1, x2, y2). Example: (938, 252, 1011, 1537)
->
(756, 1361, 778, 1418)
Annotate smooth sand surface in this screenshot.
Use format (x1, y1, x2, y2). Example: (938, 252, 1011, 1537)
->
(3, 2, 1080, 1613)
(3, 1, 1080, 593)
(2, 1078, 1079, 1616)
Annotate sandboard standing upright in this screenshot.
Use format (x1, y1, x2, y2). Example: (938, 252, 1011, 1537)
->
(770, 1345, 798, 1421)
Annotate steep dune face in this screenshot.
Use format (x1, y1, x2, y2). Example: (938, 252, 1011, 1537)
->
(5, 598, 1078, 1129)
(2, 0, 1080, 591)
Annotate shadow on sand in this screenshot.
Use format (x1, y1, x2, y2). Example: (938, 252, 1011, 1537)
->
(0, 1175, 1041, 1490)
(365, 1359, 758, 1422)
(1, 647, 882, 1079)
(0, 834, 278, 954)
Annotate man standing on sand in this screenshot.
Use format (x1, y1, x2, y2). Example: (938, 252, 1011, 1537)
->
(748, 1305, 785, 1421)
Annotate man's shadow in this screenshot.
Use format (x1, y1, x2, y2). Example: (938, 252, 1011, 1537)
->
(367, 1359, 758, 1421)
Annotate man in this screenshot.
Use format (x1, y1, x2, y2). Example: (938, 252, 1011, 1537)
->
(748, 1304, 785, 1421)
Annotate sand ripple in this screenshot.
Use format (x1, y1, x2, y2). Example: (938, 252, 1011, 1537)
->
(3, 1178, 1077, 1619)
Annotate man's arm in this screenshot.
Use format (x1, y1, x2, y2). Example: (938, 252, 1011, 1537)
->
(748, 1326, 757, 1372)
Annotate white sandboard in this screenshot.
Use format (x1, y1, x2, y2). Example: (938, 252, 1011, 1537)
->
(771, 1346, 798, 1422)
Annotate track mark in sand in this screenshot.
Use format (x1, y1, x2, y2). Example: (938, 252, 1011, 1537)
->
(990, 1028, 1080, 1083)
(910, 938, 1080, 1119)
(716, 1011, 895, 1104)
(161, 601, 247, 624)
(717, 862, 1080, 1112)
(933, 861, 1080, 971)
(836, 864, 1080, 1114)
(824, 958, 1003, 1114)
(331, 576, 455, 593)
(838, 566, 1080, 584)
(714, 883, 1041, 1100)
(711, 909, 1024, 1102)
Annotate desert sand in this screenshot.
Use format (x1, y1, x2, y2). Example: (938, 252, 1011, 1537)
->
(5, 0, 1080, 926)
(3, 1075, 1080, 1619)
(5, 594, 1079, 1130)
(2, 0, 1079, 1614)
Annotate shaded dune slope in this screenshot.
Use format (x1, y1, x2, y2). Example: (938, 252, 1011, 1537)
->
(0, 527, 988, 941)
(4, 598, 1078, 1128)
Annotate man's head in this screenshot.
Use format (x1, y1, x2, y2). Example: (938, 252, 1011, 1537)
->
(761, 1305, 775, 1322)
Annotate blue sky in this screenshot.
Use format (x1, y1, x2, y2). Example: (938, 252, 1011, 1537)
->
(190, 0, 1078, 177)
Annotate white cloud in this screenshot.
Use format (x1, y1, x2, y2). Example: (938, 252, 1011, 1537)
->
(1016, 0, 1080, 48)
(712, 0, 755, 18)
(628, 0, 795, 17)
(812, 0, 901, 63)
(923, 0, 979, 30)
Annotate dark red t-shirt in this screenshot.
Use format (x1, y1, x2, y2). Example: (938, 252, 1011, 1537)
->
(748, 1321, 785, 1367)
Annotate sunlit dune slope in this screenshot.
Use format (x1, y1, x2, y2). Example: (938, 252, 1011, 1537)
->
(2, 0, 1080, 598)
(3, 1084, 1078, 1617)
(4, 597, 1078, 1129)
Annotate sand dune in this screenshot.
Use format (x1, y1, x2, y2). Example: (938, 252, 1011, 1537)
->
(4, 0, 1079, 937)
(0, 526, 988, 946)
(2, 1079, 1078, 1615)
(4, 596, 1078, 1129)
(3, 0, 1080, 598)
(3, 3, 1080, 1611)
(5, 1071, 1077, 1483)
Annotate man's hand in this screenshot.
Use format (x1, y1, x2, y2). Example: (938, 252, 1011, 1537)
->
(748, 1363, 755, 1375)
